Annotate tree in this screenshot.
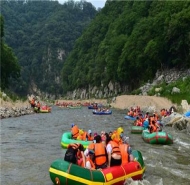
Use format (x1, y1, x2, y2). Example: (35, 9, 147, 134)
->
(0, 15, 20, 90)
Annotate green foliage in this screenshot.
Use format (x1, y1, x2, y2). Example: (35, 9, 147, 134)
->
(148, 77, 190, 104)
(0, 91, 7, 101)
(161, 77, 190, 104)
(1, 0, 97, 95)
(61, 1, 190, 94)
(0, 15, 21, 90)
(1, 89, 27, 102)
(131, 89, 141, 95)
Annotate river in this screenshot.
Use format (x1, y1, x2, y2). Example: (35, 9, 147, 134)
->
(1, 106, 190, 185)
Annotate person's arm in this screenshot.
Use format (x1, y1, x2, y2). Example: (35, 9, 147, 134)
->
(106, 144, 112, 167)
(107, 152, 111, 167)
(78, 144, 85, 166)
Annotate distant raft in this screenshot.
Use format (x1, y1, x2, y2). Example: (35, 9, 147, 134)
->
(49, 150, 145, 185)
(131, 126, 144, 134)
(124, 115, 137, 121)
(142, 129, 173, 144)
(34, 106, 51, 113)
(67, 105, 82, 109)
(92, 110, 112, 115)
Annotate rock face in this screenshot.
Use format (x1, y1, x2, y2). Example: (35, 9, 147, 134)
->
(65, 68, 190, 100)
(163, 112, 190, 134)
(65, 81, 124, 100)
(181, 100, 190, 112)
(173, 117, 190, 132)
(139, 68, 190, 96)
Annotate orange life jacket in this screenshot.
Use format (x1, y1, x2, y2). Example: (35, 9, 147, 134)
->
(94, 143, 107, 166)
(87, 134, 94, 141)
(86, 156, 95, 169)
(119, 143, 129, 165)
(109, 141, 121, 156)
(149, 123, 157, 133)
(71, 125, 79, 139)
(88, 143, 95, 150)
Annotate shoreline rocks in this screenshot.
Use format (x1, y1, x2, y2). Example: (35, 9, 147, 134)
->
(0, 106, 35, 119)
(162, 112, 190, 134)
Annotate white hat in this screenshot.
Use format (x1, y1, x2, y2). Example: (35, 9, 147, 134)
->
(88, 130, 92, 134)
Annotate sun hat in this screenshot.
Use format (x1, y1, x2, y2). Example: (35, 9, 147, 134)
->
(117, 127, 124, 134)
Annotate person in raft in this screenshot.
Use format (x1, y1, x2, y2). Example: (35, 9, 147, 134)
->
(84, 135, 107, 169)
(86, 130, 94, 141)
(105, 132, 122, 167)
(119, 136, 134, 164)
(71, 123, 79, 139)
(64, 143, 85, 167)
(111, 127, 124, 145)
(77, 129, 87, 140)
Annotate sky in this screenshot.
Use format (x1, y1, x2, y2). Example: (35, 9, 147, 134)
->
(58, 0, 106, 9)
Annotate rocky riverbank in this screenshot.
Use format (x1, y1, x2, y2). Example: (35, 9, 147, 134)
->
(0, 106, 34, 119)
(162, 112, 190, 134)
(0, 99, 35, 119)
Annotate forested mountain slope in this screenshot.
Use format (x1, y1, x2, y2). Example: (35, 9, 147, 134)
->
(1, 0, 190, 100)
(62, 1, 190, 96)
(1, 0, 97, 96)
